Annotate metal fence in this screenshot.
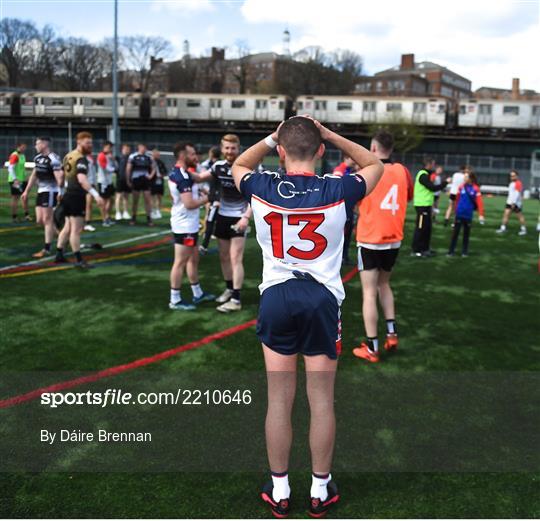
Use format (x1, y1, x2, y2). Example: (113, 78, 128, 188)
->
(0, 135, 533, 188)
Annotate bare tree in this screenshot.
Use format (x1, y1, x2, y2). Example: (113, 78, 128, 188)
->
(119, 35, 172, 91)
(230, 40, 251, 94)
(57, 38, 111, 91)
(0, 18, 39, 86)
(26, 25, 61, 89)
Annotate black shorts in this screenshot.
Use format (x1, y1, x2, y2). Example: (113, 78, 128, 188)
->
(116, 176, 131, 193)
(449, 193, 457, 201)
(505, 203, 522, 213)
(173, 232, 198, 247)
(9, 181, 27, 196)
(132, 176, 150, 192)
(257, 278, 341, 360)
(62, 192, 86, 217)
(98, 183, 115, 199)
(151, 179, 165, 195)
(357, 246, 400, 272)
(36, 191, 58, 208)
(214, 214, 247, 240)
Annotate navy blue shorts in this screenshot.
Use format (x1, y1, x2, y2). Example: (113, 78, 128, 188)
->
(256, 278, 342, 360)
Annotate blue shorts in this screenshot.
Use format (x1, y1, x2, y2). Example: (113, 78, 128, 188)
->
(256, 278, 342, 360)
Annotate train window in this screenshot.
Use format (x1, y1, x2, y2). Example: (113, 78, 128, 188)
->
(437, 104, 445, 113)
(256, 100, 268, 109)
(533, 106, 540, 116)
(386, 103, 402, 112)
(91, 99, 104, 106)
(315, 101, 327, 110)
(297, 101, 304, 110)
(210, 99, 222, 108)
(187, 99, 201, 107)
(51, 98, 65, 106)
(279, 101, 284, 110)
(167, 99, 177, 107)
(231, 100, 246, 109)
(413, 102, 426, 113)
(363, 101, 376, 111)
(503, 106, 519, 115)
(337, 102, 352, 111)
(459, 105, 466, 115)
(479, 104, 492, 115)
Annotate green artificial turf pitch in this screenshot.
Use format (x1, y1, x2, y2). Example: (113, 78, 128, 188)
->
(0, 173, 539, 518)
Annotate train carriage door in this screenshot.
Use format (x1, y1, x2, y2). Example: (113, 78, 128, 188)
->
(531, 106, 540, 128)
(478, 104, 492, 126)
(314, 100, 327, 121)
(413, 102, 427, 124)
(362, 101, 376, 123)
(210, 98, 222, 119)
(255, 99, 268, 121)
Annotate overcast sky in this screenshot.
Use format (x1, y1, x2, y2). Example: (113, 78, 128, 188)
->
(2, 0, 539, 91)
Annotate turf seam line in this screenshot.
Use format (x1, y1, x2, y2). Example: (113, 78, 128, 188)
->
(0, 229, 170, 272)
(0, 267, 358, 409)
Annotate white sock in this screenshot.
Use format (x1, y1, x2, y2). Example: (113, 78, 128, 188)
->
(170, 288, 181, 304)
(311, 473, 331, 501)
(271, 473, 290, 502)
(520, 225, 526, 231)
(500, 224, 506, 231)
(191, 283, 203, 299)
(367, 338, 379, 354)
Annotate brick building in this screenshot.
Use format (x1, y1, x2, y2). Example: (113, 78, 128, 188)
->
(355, 53, 472, 99)
(475, 78, 540, 101)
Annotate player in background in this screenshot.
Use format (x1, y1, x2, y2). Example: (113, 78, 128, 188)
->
(232, 116, 383, 518)
(21, 137, 63, 258)
(8, 143, 31, 222)
(191, 134, 252, 313)
(431, 165, 443, 220)
(199, 146, 221, 255)
(168, 142, 215, 310)
(352, 130, 412, 363)
(55, 132, 103, 268)
(333, 154, 357, 265)
(115, 144, 132, 221)
(444, 165, 466, 226)
(126, 143, 156, 226)
(496, 170, 527, 236)
(151, 148, 167, 220)
(83, 152, 97, 232)
(411, 157, 449, 257)
(96, 141, 116, 227)
(447, 170, 485, 257)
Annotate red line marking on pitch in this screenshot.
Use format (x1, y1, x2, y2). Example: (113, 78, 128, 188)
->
(0, 319, 257, 409)
(0, 267, 359, 409)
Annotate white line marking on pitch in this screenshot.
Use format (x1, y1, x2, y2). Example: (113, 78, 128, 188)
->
(0, 229, 170, 272)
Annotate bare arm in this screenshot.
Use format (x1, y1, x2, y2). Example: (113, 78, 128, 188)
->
(180, 191, 208, 210)
(189, 170, 213, 183)
(126, 161, 132, 186)
(232, 128, 279, 190)
(314, 122, 383, 195)
(54, 168, 64, 189)
(77, 173, 104, 207)
(21, 169, 37, 202)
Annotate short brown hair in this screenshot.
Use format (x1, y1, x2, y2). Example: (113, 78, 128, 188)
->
(278, 117, 321, 161)
(76, 131, 92, 140)
(222, 134, 240, 145)
(372, 129, 394, 153)
(173, 141, 195, 159)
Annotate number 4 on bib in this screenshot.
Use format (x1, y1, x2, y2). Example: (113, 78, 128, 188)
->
(380, 184, 399, 215)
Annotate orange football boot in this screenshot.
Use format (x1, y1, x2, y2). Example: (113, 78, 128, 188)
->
(384, 334, 398, 352)
(352, 342, 380, 363)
